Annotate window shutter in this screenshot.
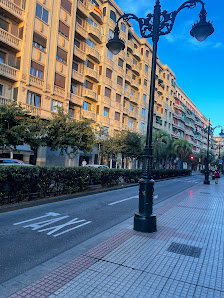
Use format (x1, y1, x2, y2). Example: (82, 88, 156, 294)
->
(31, 61, 44, 72)
(33, 32, 47, 48)
(59, 21, 70, 38)
(55, 73, 65, 88)
(116, 94, 121, 103)
(105, 87, 111, 97)
(106, 68, 112, 79)
(115, 112, 120, 121)
(61, 0, 72, 14)
(57, 47, 67, 62)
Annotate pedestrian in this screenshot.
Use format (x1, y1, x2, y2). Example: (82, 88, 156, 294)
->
(214, 169, 219, 184)
(82, 159, 87, 166)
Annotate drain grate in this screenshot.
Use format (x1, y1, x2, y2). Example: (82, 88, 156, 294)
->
(167, 242, 202, 258)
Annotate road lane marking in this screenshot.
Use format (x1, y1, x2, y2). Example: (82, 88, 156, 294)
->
(13, 212, 60, 225)
(23, 216, 69, 230)
(53, 221, 92, 237)
(108, 195, 138, 206)
(38, 218, 86, 235)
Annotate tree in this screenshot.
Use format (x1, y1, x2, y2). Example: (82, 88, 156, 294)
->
(152, 130, 171, 169)
(46, 109, 95, 165)
(172, 139, 193, 169)
(94, 125, 109, 165)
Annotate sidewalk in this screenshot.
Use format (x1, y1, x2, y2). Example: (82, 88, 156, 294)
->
(3, 176, 224, 298)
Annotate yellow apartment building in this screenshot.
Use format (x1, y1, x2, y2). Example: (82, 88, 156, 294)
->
(0, 0, 209, 166)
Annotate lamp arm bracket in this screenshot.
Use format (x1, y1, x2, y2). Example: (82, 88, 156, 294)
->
(159, 0, 205, 36)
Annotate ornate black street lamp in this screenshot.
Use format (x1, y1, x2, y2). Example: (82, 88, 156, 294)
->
(106, 0, 214, 233)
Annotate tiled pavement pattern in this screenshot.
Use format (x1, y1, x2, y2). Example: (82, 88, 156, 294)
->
(7, 178, 224, 297)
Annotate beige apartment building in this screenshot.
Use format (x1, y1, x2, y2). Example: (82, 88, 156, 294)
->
(0, 0, 209, 166)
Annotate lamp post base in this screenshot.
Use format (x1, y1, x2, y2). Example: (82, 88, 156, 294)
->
(134, 213, 157, 233)
(204, 171, 210, 184)
(204, 180, 210, 184)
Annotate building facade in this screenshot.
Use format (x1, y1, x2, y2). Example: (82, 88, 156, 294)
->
(0, 0, 209, 166)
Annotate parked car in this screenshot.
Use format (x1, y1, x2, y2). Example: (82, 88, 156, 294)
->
(0, 159, 33, 166)
(86, 164, 109, 169)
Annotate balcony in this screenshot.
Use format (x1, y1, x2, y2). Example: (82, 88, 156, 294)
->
(126, 57, 132, 69)
(123, 107, 129, 115)
(124, 90, 129, 99)
(89, 4, 103, 24)
(85, 67, 99, 82)
(77, 0, 89, 18)
(127, 40, 134, 52)
(0, 95, 12, 105)
(0, 28, 21, 52)
(87, 25, 102, 43)
(0, 62, 18, 81)
(129, 110, 137, 119)
(70, 93, 83, 106)
(130, 95, 138, 105)
(132, 64, 140, 75)
(133, 48, 141, 60)
(82, 109, 96, 120)
(30, 75, 44, 89)
(72, 69, 84, 83)
(86, 46, 100, 63)
(125, 72, 131, 84)
(74, 46, 86, 62)
(54, 85, 65, 98)
(21, 103, 41, 116)
(75, 23, 88, 40)
(0, 0, 24, 22)
(131, 79, 139, 90)
(83, 87, 98, 101)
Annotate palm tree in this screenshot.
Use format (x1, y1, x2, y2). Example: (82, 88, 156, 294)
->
(152, 130, 171, 169)
(172, 139, 193, 169)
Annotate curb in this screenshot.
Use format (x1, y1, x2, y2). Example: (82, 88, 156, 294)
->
(0, 174, 201, 213)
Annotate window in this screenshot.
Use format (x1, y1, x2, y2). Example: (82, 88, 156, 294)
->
(33, 32, 47, 51)
(103, 7, 106, 16)
(0, 18, 9, 31)
(55, 73, 65, 88)
(115, 112, 120, 121)
(169, 112, 171, 117)
(117, 76, 123, 86)
(107, 49, 113, 60)
(85, 80, 93, 90)
(71, 84, 78, 94)
(121, 22, 126, 33)
(51, 100, 62, 112)
(130, 89, 134, 96)
(141, 123, 145, 130)
(105, 87, 111, 98)
(99, 65, 102, 75)
(165, 109, 167, 115)
(106, 68, 112, 79)
(141, 108, 146, 116)
(59, 21, 69, 38)
(110, 10, 116, 22)
(144, 79, 147, 86)
(130, 104, 133, 111)
(163, 73, 165, 79)
(169, 123, 170, 129)
(30, 61, 44, 79)
(145, 64, 148, 73)
(141, 48, 143, 55)
(56, 47, 67, 63)
(87, 38, 95, 48)
(74, 39, 80, 48)
(87, 59, 94, 69)
(128, 119, 132, 127)
(170, 101, 172, 107)
(35, 3, 49, 24)
(103, 107, 109, 117)
(171, 90, 173, 95)
(146, 50, 149, 57)
(0, 51, 6, 63)
(118, 58, 123, 68)
(116, 94, 121, 103)
(88, 17, 97, 27)
(167, 86, 169, 91)
(143, 94, 146, 102)
(76, 16, 82, 25)
(133, 59, 137, 65)
(72, 61, 78, 71)
(83, 101, 91, 111)
(132, 74, 136, 80)
(167, 74, 170, 80)
(61, 0, 72, 14)
(109, 29, 114, 38)
(27, 91, 41, 107)
(0, 84, 4, 96)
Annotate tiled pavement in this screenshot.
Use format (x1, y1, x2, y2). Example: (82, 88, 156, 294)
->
(3, 177, 224, 297)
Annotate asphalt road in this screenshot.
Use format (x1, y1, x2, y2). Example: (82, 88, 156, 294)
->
(0, 175, 203, 283)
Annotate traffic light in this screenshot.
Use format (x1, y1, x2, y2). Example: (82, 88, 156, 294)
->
(190, 156, 194, 160)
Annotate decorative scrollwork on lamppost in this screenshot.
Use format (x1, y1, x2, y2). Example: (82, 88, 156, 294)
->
(107, 0, 214, 233)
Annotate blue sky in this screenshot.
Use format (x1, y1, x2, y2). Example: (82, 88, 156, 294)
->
(115, 0, 224, 136)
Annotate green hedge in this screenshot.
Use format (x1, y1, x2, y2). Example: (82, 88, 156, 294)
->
(0, 167, 191, 205)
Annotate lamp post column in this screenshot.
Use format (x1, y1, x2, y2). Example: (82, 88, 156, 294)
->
(133, 1, 161, 233)
(204, 119, 210, 184)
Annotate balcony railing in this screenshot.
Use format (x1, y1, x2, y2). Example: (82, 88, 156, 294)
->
(83, 87, 98, 101)
(72, 69, 84, 83)
(76, 23, 88, 40)
(131, 79, 139, 90)
(86, 46, 100, 63)
(123, 107, 129, 115)
(129, 110, 137, 119)
(54, 85, 65, 98)
(74, 46, 86, 62)
(0, 0, 24, 22)
(0, 28, 21, 51)
(70, 93, 83, 106)
(133, 48, 141, 60)
(0, 95, 12, 105)
(125, 73, 131, 84)
(84, 67, 99, 82)
(82, 109, 96, 120)
(87, 25, 102, 43)
(89, 4, 103, 24)
(124, 90, 129, 99)
(21, 103, 41, 116)
(130, 95, 138, 104)
(132, 64, 140, 75)
(127, 40, 134, 52)
(0, 62, 18, 81)
(77, 0, 89, 18)
(30, 75, 44, 89)
(126, 57, 132, 68)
